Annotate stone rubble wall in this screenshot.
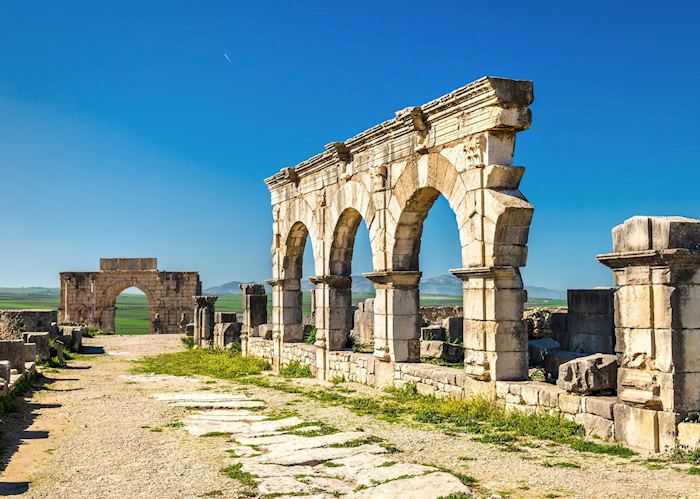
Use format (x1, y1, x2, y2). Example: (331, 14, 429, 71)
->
(244, 337, 621, 443)
(0, 310, 58, 340)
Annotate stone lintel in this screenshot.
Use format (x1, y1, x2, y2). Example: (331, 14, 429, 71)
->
(363, 271, 422, 288)
(308, 275, 352, 288)
(597, 249, 700, 270)
(450, 266, 519, 281)
(100, 258, 158, 272)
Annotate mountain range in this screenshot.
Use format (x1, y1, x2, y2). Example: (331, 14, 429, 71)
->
(204, 275, 566, 300)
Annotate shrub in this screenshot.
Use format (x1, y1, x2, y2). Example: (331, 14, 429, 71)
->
(180, 336, 195, 349)
(279, 360, 313, 378)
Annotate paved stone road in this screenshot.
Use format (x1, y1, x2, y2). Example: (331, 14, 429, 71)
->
(140, 385, 472, 498)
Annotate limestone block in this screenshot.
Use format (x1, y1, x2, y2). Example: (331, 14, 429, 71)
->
(615, 285, 652, 329)
(613, 403, 658, 452)
(528, 337, 560, 366)
(537, 383, 562, 408)
(543, 350, 586, 381)
(23, 343, 37, 362)
(70, 327, 84, 352)
(0, 340, 25, 373)
(0, 361, 10, 384)
(465, 349, 527, 381)
(657, 411, 682, 452)
(575, 413, 614, 440)
(557, 354, 617, 395)
(558, 393, 583, 414)
(616, 367, 661, 408)
(258, 324, 274, 340)
(24, 332, 50, 361)
(421, 326, 446, 341)
(678, 422, 700, 449)
(653, 328, 700, 373)
(583, 396, 616, 419)
(419, 340, 464, 364)
(612, 216, 700, 253)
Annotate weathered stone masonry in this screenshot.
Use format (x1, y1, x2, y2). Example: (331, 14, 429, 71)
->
(60, 258, 201, 334)
(264, 76, 534, 382)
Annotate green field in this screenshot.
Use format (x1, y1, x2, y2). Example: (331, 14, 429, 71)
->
(0, 292, 566, 335)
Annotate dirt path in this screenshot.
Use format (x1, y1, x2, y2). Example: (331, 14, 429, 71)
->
(0, 335, 697, 498)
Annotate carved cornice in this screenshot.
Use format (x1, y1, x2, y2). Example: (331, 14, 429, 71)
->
(597, 249, 700, 270)
(264, 77, 533, 190)
(449, 266, 519, 281)
(308, 275, 352, 288)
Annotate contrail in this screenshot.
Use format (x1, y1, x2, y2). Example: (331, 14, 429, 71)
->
(224, 53, 231, 63)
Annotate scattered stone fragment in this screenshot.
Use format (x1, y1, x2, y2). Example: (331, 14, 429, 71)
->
(557, 354, 617, 394)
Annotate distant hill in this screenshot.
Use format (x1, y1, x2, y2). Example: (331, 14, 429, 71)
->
(205, 275, 565, 300)
(0, 287, 59, 296)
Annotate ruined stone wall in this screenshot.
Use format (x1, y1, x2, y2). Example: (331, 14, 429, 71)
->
(60, 258, 200, 334)
(280, 343, 316, 374)
(0, 310, 57, 340)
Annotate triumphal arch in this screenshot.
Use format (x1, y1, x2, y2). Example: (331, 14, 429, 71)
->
(265, 77, 534, 381)
(59, 258, 201, 334)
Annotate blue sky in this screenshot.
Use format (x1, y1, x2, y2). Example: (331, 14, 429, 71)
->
(1, 1, 699, 291)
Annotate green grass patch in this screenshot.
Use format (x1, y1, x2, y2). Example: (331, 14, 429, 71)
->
(568, 438, 636, 457)
(541, 460, 581, 468)
(132, 349, 270, 379)
(688, 466, 700, 475)
(668, 446, 700, 465)
(221, 463, 257, 496)
(278, 360, 312, 378)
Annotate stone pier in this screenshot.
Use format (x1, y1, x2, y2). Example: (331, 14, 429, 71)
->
(598, 216, 700, 451)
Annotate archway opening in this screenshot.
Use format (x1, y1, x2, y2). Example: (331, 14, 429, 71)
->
(329, 208, 374, 351)
(115, 287, 151, 335)
(281, 221, 316, 343)
(393, 188, 464, 360)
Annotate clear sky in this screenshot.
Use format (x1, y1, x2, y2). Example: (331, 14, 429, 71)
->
(1, 1, 699, 291)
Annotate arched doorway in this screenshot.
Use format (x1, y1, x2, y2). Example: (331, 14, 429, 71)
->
(114, 287, 151, 335)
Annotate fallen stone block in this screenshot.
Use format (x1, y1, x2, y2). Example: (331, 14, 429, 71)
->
(420, 340, 464, 363)
(528, 337, 560, 366)
(543, 350, 585, 380)
(557, 353, 617, 394)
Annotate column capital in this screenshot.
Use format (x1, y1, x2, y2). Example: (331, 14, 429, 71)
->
(194, 295, 218, 307)
(597, 248, 700, 270)
(363, 271, 421, 288)
(308, 275, 352, 288)
(449, 266, 519, 281)
(266, 277, 296, 287)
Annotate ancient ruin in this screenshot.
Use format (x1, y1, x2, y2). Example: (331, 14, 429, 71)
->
(235, 77, 700, 454)
(264, 76, 534, 381)
(60, 258, 201, 334)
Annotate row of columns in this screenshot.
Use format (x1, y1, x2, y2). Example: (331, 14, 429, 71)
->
(268, 265, 527, 382)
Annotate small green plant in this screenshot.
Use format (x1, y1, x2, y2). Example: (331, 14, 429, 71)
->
(541, 460, 581, 469)
(344, 333, 357, 350)
(166, 419, 184, 428)
(668, 446, 700, 465)
(201, 431, 230, 437)
(150, 426, 163, 432)
(330, 375, 345, 385)
(323, 461, 344, 468)
(83, 326, 101, 338)
(688, 466, 700, 475)
(305, 326, 317, 345)
(278, 360, 312, 378)
(180, 336, 195, 349)
(228, 341, 242, 354)
(221, 463, 257, 496)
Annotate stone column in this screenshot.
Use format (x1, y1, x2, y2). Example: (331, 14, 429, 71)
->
(240, 284, 268, 337)
(451, 266, 527, 381)
(309, 275, 352, 351)
(267, 278, 303, 343)
(598, 216, 700, 451)
(193, 296, 217, 347)
(364, 271, 421, 363)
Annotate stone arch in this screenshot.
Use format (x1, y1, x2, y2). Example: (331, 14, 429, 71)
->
(100, 281, 159, 335)
(326, 180, 380, 275)
(59, 258, 200, 335)
(275, 197, 322, 279)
